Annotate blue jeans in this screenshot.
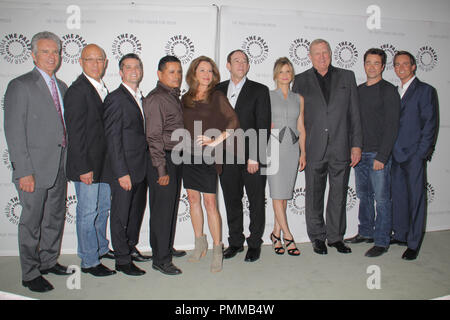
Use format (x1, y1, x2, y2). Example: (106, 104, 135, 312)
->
(354, 152, 392, 248)
(74, 182, 111, 268)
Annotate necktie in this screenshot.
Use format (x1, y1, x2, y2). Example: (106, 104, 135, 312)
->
(50, 78, 66, 147)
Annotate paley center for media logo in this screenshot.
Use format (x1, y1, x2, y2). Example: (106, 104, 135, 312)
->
(241, 35, 269, 65)
(334, 41, 359, 69)
(0, 33, 31, 64)
(61, 33, 87, 64)
(165, 35, 195, 65)
(112, 33, 142, 60)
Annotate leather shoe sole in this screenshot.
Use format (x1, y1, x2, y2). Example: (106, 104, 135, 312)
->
(223, 246, 244, 259)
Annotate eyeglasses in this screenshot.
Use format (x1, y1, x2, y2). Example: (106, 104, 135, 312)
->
(82, 58, 106, 63)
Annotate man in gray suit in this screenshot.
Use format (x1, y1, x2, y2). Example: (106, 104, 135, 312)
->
(292, 39, 362, 255)
(4, 31, 73, 293)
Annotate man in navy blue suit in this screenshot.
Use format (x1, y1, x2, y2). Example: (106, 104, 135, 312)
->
(391, 51, 438, 260)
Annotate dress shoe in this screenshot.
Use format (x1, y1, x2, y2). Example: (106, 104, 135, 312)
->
(100, 249, 115, 260)
(172, 248, 187, 258)
(81, 263, 117, 277)
(365, 246, 388, 257)
(402, 248, 418, 260)
(40, 263, 74, 275)
(312, 239, 328, 255)
(344, 234, 374, 244)
(223, 246, 244, 259)
(390, 238, 407, 246)
(152, 262, 182, 275)
(115, 262, 146, 276)
(131, 249, 152, 262)
(22, 276, 53, 293)
(244, 247, 261, 262)
(328, 241, 352, 253)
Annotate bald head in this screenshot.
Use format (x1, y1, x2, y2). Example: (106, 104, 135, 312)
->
(79, 44, 107, 81)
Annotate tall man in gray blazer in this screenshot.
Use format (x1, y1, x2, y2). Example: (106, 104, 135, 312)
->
(4, 31, 73, 293)
(292, 39, 362, 255)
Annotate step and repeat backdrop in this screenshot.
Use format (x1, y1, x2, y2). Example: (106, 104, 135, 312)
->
(0, 3, 449, 255)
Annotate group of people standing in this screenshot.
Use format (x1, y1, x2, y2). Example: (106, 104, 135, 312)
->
(4, 31, 437, 294)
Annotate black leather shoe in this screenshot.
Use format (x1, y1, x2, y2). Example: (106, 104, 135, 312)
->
(223, 246, 244, 259)
(245, 247, 261, 262)
(131, 249, 152, 262)
(344, 234, 374, 244)
(152, 262, 182, 275)
(82, 263, 117, 277)
(100, 249, 115, 260)
(402, 248, 418, 260)
(172, 248, 187, 258)
(328, 241, 352, 253)
(115, 262, 146, 276)
(312, 239, 328, 255)
(390, 238, 407, 246)
(40, 263, 74, 275)
(365, 246, 388, 257)
(22, 276, 53, 293)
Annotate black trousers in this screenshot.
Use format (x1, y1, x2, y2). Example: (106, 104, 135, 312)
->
(219, 163, 267, 248)
(110, 178, 147, 265)
(148, 152, 182, 265)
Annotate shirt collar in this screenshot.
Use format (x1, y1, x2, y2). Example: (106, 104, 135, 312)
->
(84, 72, 106, 91)
(401, 75, 416, 91)
(313, 65, 334, 77)
(229, 76, 247, 90)
(35, 66, 56, 84)
(122, 82, 141, 99)
(157, 81, 181, 99)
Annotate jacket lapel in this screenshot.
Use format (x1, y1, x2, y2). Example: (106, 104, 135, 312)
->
(235, 79, 250, 112)
(307, 68, 327, 109)
(32, 68, 57, 110)
(120, 84, 144, 124)
(401, 77, 418, 108)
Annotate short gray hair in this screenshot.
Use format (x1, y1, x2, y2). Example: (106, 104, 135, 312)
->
(309, 38, 332, 54)
(31, 31, 61, 54)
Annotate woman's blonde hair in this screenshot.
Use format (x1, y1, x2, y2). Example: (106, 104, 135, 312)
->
(273, 57, 295, 84)
(182, 55, 221, 108)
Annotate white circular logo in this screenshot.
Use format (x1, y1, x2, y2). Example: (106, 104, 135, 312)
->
(346, 186, 357, 212)
(0, 33, 31, 64)
(289, 38, 311, 67)
(177, 192, 191, 223)
(112, 33, 142, 60)
(334, 41, 359, 69)
(65, 194, 77, 224)
(165, 35, 195, 65)
(426, 182, 435, 204)
(62, 33, 87, 64)
(241, 35, 269, 65)
(2, 149, 11, 171)
(416, 46, 438, 72)
(380, 43, 397, 71)
(4, 196, 22, 225)
(287, 187, 306, 215)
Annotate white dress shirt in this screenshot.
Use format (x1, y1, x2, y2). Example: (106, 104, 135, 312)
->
(227, 76, 247, 109)
(398, 75, 416, 99)
(84, 73, 108, 102)
(122, 82, 144, 118)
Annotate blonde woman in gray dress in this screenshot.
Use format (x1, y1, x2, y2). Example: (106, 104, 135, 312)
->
(268, 57, 306, 256)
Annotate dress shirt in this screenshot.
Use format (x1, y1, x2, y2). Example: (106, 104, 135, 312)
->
(83, 73, 108, 102)
(35, 66, 65, 116)
(122, 82, 144, 118)
(398, 75, 416, 99)
(313, 65, 335, 105)
(227, 76, 247, 109)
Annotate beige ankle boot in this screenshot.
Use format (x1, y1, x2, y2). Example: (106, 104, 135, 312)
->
(188, 235, 208, 262)
(210, 243, 223, 273)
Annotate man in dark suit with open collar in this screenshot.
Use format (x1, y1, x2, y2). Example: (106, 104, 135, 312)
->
(216, 49, 271, 262)
(103, 53, 149, 276)
(390, 51, 438, 260)
(64, 44, 115, 277)
(4, 31, 72, 292)
(292, 39, 362, 255)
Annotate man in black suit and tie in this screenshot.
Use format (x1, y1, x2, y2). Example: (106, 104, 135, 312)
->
(292, 39, 362, 255)
(103, 53, 149, 276)
(4, 31, 73, 292)
(216, 49, 271, 262)
(64, 44, 116, 277)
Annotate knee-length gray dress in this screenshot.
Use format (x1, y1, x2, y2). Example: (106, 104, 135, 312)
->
(267, 88, 300, 199)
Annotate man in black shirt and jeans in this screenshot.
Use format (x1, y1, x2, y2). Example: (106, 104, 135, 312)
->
(345, 48, 400, 257)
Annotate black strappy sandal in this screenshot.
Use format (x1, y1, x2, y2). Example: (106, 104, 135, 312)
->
(284, 238, 301, 256)
(270, 233, 285, 255)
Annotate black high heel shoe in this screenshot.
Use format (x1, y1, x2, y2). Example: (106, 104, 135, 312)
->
(284, 238, 301, 256)
(270, 233, 285, 255)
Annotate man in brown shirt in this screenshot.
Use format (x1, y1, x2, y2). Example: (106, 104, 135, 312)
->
(143, 55, 184, 275)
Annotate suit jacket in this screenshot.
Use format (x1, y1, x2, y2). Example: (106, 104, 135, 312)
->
(392, 77, 438, 163)
(64, 73, 109, 183)
(103, 84, 148, 184)
(4, 68, 68, 188)
(216, 79, 271, 163)
(292, 66, 362, 162)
